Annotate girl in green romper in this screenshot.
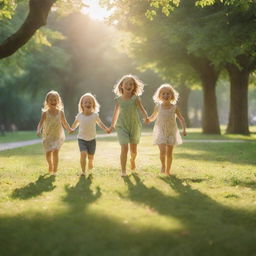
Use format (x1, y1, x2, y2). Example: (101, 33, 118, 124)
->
(110, 75, 148, 176)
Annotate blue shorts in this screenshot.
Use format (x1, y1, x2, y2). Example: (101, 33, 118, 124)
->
(78, 139, 96, 155)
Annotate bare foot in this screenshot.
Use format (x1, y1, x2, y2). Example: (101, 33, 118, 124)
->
(81, 172, 86, 176)
(121, 171, 127, 177)
(88, 161, 94, 170)
(130, 159, 136, 171)
(160, 167, 165, 174)
(48, 166, 53, 174)
(165, 171, 171, 176)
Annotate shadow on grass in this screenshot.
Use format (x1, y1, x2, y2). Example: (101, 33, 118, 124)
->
(229, 178, 256, 190)
(63, 174, 101, 212)
(11, 174, 56, 199)
(176, 142, 256, 166)
(1, 174, 256, 256)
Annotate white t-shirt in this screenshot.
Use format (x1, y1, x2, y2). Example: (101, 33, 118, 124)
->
(76, 112, 99, 141)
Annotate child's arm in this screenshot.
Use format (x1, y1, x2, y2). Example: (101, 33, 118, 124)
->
(136, 97, 148, 120)
(96, 117, 110, 133)
(110, 103, 120, 132)
(175, 107, 187, 136)
(146, 105, 159, 124)
(71, 120, 79, 130)
(71, 115, 80, 133)
(60, 111, 73, 133)
(36, 112, 46, 136)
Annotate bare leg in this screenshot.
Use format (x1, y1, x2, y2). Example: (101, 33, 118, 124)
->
(46, 151, 53, 173)
(158, 144, 166, 173)
(166, 145, 174, 175)
(88, 154, 94, 170)
(80, 151, 87, 174)
(130, 143, 137, 171)
(52, 149, 59, 174)
(120, 144, 128, 176)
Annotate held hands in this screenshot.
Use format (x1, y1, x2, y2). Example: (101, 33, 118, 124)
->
(144, 118, 150, 125)
(68, 128, 75, 134)
(105, 127, 111, 134)
(108, 126, 115, 133)
(182, 130, 187, 136)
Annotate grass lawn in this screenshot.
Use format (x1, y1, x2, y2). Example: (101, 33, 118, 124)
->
(0, 131, 38, 143)
(0, 134, 255, 256)
(0, 126, 256, 144)
(184, 126, 256, 141)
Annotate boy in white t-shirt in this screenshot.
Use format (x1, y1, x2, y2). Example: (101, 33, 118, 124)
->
(71, 93, 109, 175)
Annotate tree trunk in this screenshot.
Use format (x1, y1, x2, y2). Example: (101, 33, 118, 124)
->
(178, 85, 191, 127)
(0, 0, 56, 59)
(201, 72, 220, 134)
(190, 57, 220, 134)
(226, 64, 250, 134)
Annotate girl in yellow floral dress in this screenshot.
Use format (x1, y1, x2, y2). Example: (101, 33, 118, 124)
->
(37, 90, 72, 175)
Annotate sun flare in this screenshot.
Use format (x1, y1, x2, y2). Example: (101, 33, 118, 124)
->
(81, 0, 111, 20)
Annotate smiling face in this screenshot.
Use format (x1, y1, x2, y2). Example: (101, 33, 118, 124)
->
(121, 78, 136, 95)
(159, 88, 173, 103)
(81, 96, 94, 113)
(47, 94, 59, 109)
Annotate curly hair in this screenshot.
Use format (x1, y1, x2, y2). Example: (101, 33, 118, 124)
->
(113, 74, 144, 97)
(153, 84, 179, 104)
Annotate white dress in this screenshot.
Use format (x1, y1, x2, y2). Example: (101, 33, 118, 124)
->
(153, 104, 182, 145)
(42, 111, 65, 152)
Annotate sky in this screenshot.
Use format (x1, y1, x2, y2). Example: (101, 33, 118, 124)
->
(81, 0, 111, 20)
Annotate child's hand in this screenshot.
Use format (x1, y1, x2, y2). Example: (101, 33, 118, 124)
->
(68, 128, 75, 134)
(105, 128, 111, 134)
(108, 126, 114, 133)
(182, 130, 187, 136)
(36, 130, 41, 137)
(144, 118, 150, 125)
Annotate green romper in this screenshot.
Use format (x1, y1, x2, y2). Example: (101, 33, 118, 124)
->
(115, 95, 142, 145)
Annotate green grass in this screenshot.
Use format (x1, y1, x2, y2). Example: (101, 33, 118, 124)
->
(0, 135, 256, 256)
(1, 126, 256, 144)
(184, 126, 256, 141)
(0, 131, 37, 143)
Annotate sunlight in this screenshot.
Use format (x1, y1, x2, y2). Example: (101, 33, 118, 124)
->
(81, 0, 111, 20)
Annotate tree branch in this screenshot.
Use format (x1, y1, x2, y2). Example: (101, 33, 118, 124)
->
(0, 0, 56, 59)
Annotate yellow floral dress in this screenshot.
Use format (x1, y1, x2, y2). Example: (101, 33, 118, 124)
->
(42, 110, 65, 152)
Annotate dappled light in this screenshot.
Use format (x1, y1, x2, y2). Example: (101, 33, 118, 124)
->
(1, 0, 256, 255)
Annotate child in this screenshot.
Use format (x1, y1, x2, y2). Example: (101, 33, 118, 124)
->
(37, 90, 72, 175)
(71, 93, 109, 175)
(146, 84, 187, 175)
(110, 74, 148, 176)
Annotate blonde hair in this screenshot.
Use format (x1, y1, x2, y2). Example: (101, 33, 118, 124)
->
(42, 90, 63, 112)
(78, 93, 100, 113)
(113, 74, 144, 97)
(153, 84, 179, 104)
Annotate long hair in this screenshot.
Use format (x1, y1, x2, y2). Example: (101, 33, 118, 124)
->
(153, 84, 179, 104)
(113, 74, 144, 97)
(42, 90, 63, 112)
(78, 93, 100, 113)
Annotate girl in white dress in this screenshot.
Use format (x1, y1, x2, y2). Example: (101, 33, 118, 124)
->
(146, 84, 187, 175)
(37, 90, 72, 175)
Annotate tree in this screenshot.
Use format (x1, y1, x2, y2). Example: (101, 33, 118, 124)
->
(103, 0, 221, 133)
(103, 0, 256, 134)
(0, 0, 84, 59)
(0, 0, 56, 59)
